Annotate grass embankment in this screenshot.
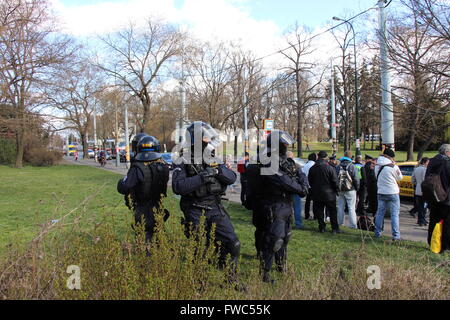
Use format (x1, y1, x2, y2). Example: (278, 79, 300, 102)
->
(0, 165, 448, 300)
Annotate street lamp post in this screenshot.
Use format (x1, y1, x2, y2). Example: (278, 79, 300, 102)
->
(333, 17, 361, 156)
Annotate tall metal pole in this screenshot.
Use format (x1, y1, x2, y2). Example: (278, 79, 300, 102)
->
(179, 49, 187, 144)
(378, 0, 395, 150)
(115, 103, 119, 167)
(124, 102, 130, 166)
(243, 64, 249, 156)
(93, 104, 98, 162)
(330, 61, 337, 156)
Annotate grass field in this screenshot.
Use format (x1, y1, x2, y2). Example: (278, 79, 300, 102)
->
(0, 165, 448, 300)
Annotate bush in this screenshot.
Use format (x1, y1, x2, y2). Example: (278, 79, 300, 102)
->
(24, 148, 62, 167)
(0, 138, 16, 165)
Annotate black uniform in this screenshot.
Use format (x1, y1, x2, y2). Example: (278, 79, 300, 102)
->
(117, 159, 169, 242)
(172, 161, 240, 268)
(364, 161, 378, 217)
(260, 157, 307, 277)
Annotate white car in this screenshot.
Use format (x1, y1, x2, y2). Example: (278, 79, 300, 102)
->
(87, 149, 95, 158)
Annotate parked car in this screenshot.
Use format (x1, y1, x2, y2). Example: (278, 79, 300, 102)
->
(87, 149, 95, 158)
(397, 161, 417, 198)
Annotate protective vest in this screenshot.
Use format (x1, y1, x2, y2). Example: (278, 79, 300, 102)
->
(355, 163, 363, 180)
(261, 159, 296, 200)
(131, 160, 169, 206)
(185, 163, 226, 200)
(245, 163, 263, 210)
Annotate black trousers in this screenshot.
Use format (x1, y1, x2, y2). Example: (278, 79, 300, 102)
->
(427, 202, 450, 251)
(134, 205, 158, 243)
(356, 186, 367, 216)
(415, 195, 427, 224)
(366, 188, 378, 217)
(304, 191, 313, 219)
(313, 200, 339, 231)
(183, 204, 240, 268)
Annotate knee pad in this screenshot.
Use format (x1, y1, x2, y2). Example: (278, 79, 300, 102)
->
(285, 231, 292, 245)
(227, 240, 241, 258)
(273, 238, 284, 252)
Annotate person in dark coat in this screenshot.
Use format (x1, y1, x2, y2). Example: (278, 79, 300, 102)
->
(425, 144, 450, 252)
(308, 151, 340, 233)
(364, 155, 378, 217)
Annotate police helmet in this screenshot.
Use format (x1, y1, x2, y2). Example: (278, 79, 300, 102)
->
(266, 130, 295, 155)
(131, 133, 149, 154)
(135, 136, 162, 161)
(185, 121, 221, 152)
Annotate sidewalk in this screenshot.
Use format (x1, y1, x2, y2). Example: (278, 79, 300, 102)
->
(64, 156, 429, 243)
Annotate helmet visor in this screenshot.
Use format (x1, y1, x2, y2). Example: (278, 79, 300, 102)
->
(280, 132, 295, 146)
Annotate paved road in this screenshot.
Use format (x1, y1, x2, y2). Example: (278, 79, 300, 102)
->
(64, 156, 429, 243)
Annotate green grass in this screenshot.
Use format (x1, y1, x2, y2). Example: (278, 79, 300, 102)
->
(0, 165, 448, 299)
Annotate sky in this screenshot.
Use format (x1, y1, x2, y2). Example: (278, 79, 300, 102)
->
(51, 0, 384, 58)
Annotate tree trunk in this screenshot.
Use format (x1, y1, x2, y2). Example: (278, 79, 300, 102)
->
(15, 128, 24, 168)
(234, 135, 238, 161)
(406, 130, 416, 161)
(297, 107, 303, 158)
(80, 131, 88, 159)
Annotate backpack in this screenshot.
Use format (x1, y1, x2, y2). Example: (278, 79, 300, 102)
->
(422, 173, 447, 203)
(357, 215, 375, 232)
(338, 165, 353, 192)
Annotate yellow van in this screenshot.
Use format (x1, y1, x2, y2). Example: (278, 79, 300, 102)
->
(397, 161, 418, 198)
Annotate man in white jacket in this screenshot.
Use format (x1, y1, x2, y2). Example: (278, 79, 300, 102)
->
(374, 148, 403, 240)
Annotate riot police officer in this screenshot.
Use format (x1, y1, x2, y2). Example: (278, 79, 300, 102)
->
(253, 130, 309, 283)
(172, 121, 241, 278)
(130, 132, 149, 163)
(117, 136, 170, 245)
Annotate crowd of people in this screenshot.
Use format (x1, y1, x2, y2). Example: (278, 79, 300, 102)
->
(240, 144, 450, 250)
(116, 121, 450, 285)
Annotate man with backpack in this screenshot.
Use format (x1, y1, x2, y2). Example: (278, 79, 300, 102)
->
(423, 144, 450, 252)
(335, 151, 360, 229)
(374, 148, 403, 241)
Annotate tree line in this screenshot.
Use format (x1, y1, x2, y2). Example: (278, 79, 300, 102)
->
(1, 0, 448, 168)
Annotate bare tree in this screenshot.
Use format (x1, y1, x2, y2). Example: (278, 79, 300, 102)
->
(95, 19, 184, 132)
(388, 5, 449, 160)
(281, 23, 322, 157)
(0, 0, 75, 167)
(332, 22, 357, 152)
(45, 62, 105, 158)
